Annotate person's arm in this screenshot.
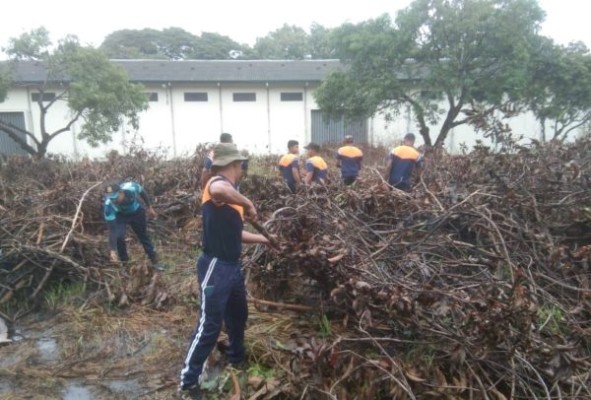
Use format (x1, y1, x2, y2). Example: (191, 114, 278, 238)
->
(304, 161, 314, 185)
(138, 187, 156, 218)
(209, 179, 257, 219)
(384, 157, 393, 181)
(291, 159, 301, 184)
(242, 231, 269, 244)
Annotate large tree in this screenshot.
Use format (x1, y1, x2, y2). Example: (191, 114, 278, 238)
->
(315, 0, 545, 147)
(253, 24, 312, 59)
(0, 28, 147, 158)
(100, 28, 249, 60)
(526, 39, 591, 141)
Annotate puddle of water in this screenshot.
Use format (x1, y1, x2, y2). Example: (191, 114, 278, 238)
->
(0, 380, 11, 394)
(63, 383, 93, 400)
(36, 337, 59, 363)
(107, 379, 141, 396)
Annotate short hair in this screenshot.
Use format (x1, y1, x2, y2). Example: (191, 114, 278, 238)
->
(404, 133, 416, 142)
(220, 133, 233, 143)
(344, 135, 354, 144)
(287, 140, 299, 149)
(305, 142, 320, 152)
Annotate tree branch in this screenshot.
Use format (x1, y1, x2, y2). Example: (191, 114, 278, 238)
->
(0, 122, 38, 155)
(49, 111, 83, 140)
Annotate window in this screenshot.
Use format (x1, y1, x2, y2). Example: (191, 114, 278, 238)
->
(233, 92, 256, 102)
(184, 92, 208, 102)
(281, 92, 303, 102)
(31, 92, 56, 102)
(147, 92, 159, 102)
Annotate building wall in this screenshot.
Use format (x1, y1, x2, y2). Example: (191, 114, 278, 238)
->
(2, 82, 572, 159)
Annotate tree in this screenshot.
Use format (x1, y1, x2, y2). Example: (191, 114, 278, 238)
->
(253, 24, 312, 59)
(0, 28, 147, 159)
(315, 0, 545, 147)
(193, 32, 251, 60)
(100, 28, 199, 60)
(526, 39, 591, 141)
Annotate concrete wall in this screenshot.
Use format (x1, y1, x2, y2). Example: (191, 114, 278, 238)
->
(3, 82, 580, 159)
(0, 82, 322, 159)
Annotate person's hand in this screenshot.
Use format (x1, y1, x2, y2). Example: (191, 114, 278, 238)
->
(147, 206, 157, 219)
(109, 251, 119, 263)
(244, 202, 257, 222)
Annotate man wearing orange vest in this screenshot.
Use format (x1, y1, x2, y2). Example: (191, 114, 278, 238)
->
(385, 133, 423, 191)
(278, 140, 301, 193)
(303, 142, 328, 185)
(179, 143, 270, 399)
(336, 135, 363, 185)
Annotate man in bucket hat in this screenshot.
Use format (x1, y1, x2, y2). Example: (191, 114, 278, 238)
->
(179, 143, 270, 399)
(103, 181, 165, 271)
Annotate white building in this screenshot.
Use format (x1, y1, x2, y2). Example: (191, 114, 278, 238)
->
(0, 59, 548, 158)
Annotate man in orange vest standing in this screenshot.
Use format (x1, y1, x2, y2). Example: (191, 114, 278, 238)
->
(278, 140, 301, 193)
(336, 135, 363, 185)
(385, 133, 423, 191)
(179, 143, 270, 399)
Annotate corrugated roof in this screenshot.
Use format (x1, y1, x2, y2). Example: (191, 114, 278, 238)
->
(4, 59, 343, 84)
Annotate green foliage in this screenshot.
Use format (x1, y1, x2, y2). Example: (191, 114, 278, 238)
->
(253, 24, 311, 59)
(316, 0, 546, 147)
(537, 304, 567, 335)
(100, 28, 249, 60)
(45, 282, 86, 309)
(316, 313, 332, 338)
(526, 39, 591, 140)
(0, 27, 147, 158)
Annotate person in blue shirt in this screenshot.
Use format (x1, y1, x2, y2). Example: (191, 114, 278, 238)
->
(103, 181, 165, 271)
(303, 142, 328, 185)
(336, 135, 363, 185)
(278, 140, 301, 193)
(385, 133, 423, 191)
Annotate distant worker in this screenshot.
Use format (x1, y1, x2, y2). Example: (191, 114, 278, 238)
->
(303, 142, 328, 185)
(278, 140, 301, 193)
(103, 181, 165, 271)
(201, 133, 249, 189)
(179, 143, 270, 399)
(336, 135, 363, 185)
(385, 133, 423, 191)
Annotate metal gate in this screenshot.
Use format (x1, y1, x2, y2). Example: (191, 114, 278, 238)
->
(0, 112, 27, 156)
(311, 110, 367, 145)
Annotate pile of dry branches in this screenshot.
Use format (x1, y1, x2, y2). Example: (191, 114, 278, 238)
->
(1, 139, 590, 399)
(244, 141, 591, 399)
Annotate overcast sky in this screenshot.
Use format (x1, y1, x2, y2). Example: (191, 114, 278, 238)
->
(0, 0, 588, 54)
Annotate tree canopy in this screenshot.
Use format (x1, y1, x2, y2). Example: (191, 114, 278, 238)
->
(0, 28, 147, 158)
(315, 0, 548, 146)
(100, 28, 250, 60)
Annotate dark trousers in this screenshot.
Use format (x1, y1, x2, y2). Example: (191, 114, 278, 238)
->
(180, 254, 248, 388)
(107, 207, 156, 262)
(342, 176, 357, 186)
(286, 181, 296, 194)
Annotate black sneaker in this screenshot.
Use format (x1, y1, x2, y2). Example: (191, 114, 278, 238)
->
(177, 384, 202, 400)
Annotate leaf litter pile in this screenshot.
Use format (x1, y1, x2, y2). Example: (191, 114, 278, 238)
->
(1, 141, 591, 399)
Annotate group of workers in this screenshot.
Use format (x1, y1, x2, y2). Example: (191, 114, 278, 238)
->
(279, 132, 422, 192)
(101, 131, 423, 400)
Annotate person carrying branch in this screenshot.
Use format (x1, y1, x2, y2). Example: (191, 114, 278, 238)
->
(336, 135, 363, 185)
(278, 139, 301, 193)
(303, 142, 328, 185)
(103, 181, 165, 271)
(384, 133, 423, 191)
(179, 143, 270, 399)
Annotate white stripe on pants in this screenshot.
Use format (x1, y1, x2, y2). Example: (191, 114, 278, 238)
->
(180, 256, 218, 381)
